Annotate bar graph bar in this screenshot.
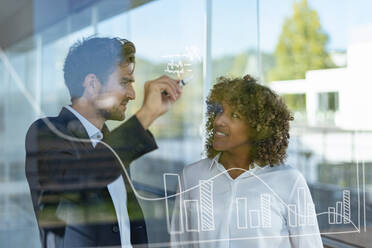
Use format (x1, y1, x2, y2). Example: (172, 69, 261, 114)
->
(236, 197, 248, 229)
(307, 203, 316, 225)
(200, 180, 215, 231)
(343, 190, 351, 224)
(249, 210, 261, 228)
(163, 173, 183, 234)
(336, 201, 343, 224)
(328, 207, 336, 224)
(288, 204, 298, 227)
(297, 187, 306, 226)
(184, 200, 200, 232)
(261, 194, 272, 228)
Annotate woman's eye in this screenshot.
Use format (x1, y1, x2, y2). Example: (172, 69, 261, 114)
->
(232, 113, 240, 119)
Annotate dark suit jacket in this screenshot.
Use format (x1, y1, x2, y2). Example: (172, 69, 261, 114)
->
(25, 107, 158, 247)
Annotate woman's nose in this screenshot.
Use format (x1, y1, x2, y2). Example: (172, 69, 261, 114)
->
(214, 113, 227, 126)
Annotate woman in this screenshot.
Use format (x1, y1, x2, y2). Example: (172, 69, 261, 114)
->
(170, 75, 322, 247)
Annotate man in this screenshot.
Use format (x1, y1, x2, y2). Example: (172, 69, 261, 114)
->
(25, 37, 182, 247)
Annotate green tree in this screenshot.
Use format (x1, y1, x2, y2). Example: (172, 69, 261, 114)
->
(268, 0, 334, 81)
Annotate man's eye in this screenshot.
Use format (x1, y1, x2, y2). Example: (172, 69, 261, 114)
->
(121, 80, 130, 86)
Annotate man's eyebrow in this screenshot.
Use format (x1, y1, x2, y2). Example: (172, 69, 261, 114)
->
(121, 77, 134, 83)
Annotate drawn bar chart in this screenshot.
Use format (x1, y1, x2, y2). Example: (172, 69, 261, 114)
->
(287, 187, 316, 227)
(327, 190, 351, 224)
(235, 194, 272, 229)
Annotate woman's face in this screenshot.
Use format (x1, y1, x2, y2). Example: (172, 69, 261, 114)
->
(212, 102, 250, 154)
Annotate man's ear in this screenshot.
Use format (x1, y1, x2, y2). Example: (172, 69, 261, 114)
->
(83, 74, 100, 97)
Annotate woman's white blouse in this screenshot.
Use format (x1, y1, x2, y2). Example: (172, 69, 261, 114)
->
(170, 154, 323, 248)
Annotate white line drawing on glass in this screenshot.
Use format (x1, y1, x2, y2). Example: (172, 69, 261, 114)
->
(200, 180, 215, 231)
(164, 58, 192, 78)
(336, 201, 343, 224)
(184, 200, 200, 232)
(236, 197, 248, 229)
(343, 190, 351, 224)
(1, 43, 367, 247)
(297, 187, 306, 226)
(307, 203, 316, 225)
(261, 193, 272, 228)
(326, 190, 352, 225)
(328, 207, 336, 224)
(288, 204, 298, 227)
(249, 209, 261, 228)
(162, 46, 201, 77)
(163, 173, 184, 234)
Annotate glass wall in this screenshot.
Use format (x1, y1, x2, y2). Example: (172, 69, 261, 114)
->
(262, 0, 372, 246)
(0, 0, 371, 247)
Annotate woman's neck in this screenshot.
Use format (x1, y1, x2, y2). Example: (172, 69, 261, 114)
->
(219, 151, 252, 179)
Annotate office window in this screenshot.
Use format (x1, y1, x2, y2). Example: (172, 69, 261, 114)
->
(318, 92, 339, 112)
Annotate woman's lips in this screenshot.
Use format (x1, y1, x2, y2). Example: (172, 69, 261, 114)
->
(215, 131, 228, 137)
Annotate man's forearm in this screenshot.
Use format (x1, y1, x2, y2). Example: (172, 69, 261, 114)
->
(135, 107, 158, 130)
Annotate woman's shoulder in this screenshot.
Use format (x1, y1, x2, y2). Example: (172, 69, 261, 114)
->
(266, 163, 304, 179)
(182, 158, 214, 178)
(261, 164, 308, 189)
(184, 158, 212, 170)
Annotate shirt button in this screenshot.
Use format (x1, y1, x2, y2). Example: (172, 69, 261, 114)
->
(112, 225, 119, 233)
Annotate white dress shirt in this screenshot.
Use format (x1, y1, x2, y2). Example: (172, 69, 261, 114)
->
(65, 106, 132, 248)
(171, 153, 323, 248)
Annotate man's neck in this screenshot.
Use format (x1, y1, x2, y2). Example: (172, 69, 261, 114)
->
(71, 99, 105, 130)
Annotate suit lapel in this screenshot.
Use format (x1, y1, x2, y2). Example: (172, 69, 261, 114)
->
(58, 107, 94, 150)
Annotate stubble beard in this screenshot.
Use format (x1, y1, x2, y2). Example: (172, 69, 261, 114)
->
(99, 106, 125, 121)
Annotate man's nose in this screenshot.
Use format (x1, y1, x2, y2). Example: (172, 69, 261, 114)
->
(126, 83, 135, 100)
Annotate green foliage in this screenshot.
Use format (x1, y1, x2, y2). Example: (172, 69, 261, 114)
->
(269, 0, 334, 81)
(282, 94, 306, 111)
(211, 49, 275, 84)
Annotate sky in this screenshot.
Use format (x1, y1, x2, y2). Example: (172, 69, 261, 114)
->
(114, 0, 372, 61)
(36, 0, 372, 62)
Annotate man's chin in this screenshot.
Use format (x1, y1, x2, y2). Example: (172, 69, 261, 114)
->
(109, 114, 126, 121)
(101, 109, 126, 121)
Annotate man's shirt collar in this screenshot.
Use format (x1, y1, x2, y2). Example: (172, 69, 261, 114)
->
(65, 105, 103, 147)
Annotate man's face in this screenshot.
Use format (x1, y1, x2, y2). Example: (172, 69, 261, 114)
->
(95, 63, 135, 121)
(212, 102, 250, 154)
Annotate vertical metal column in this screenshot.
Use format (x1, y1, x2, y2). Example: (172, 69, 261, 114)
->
(35, 34, 42, 117)
(202, 0, 212, 153)
(256, 0, 262, 81)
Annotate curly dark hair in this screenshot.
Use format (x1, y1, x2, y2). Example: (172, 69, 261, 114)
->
(205, 75, 294, 167)
(63, 37, 136, 101)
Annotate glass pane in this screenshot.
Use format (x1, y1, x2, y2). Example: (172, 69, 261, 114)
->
(122, 0, 205, 244)
(2, 0, 371, 247)
(262, 0, 372, 246)
(212, 0, 259, 80)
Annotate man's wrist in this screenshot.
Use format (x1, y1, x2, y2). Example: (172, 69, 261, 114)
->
(135, 107, 158, 130)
